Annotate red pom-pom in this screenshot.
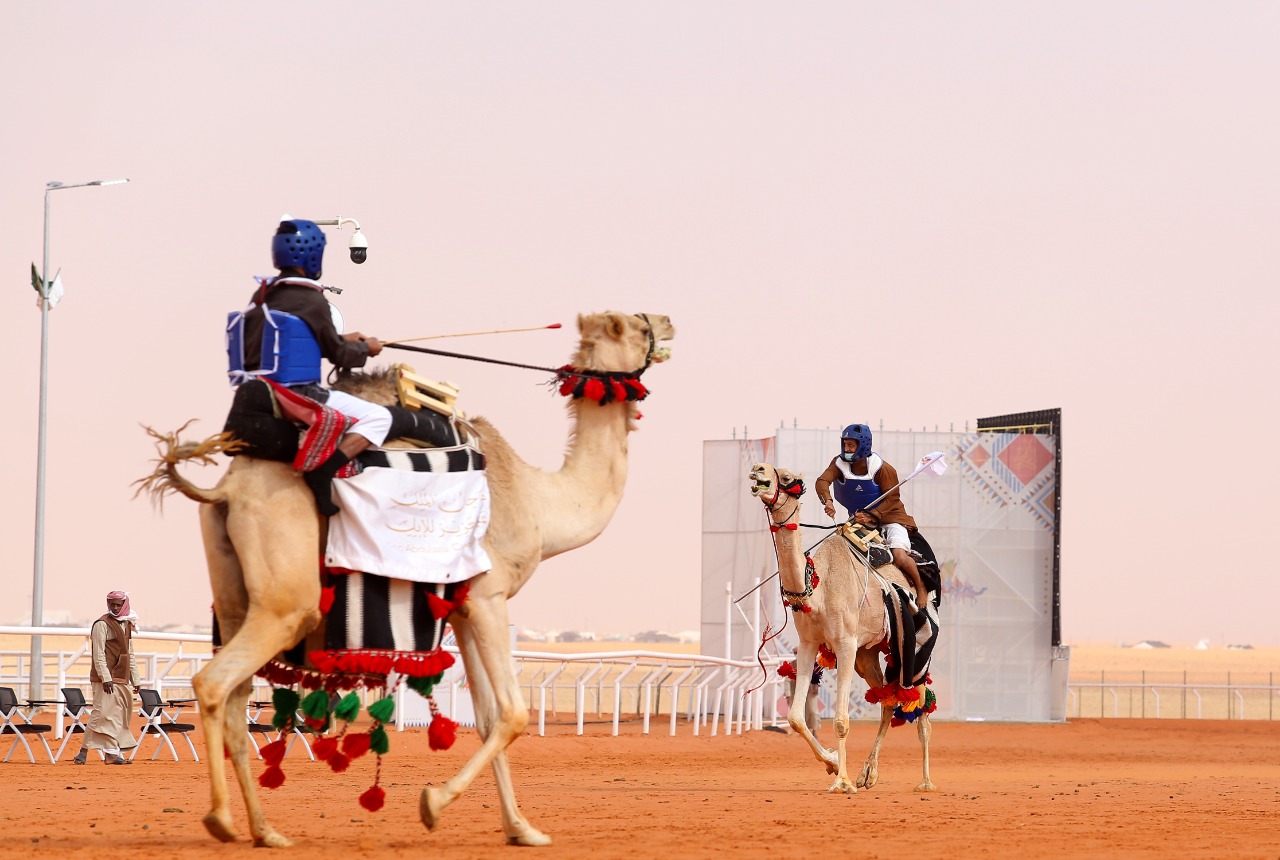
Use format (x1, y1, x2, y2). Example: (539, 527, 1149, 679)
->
(426, 592, 453, 620)
(327, 751, 351, 773)
(319, 586, 336, 615)
(800, 605, 812, 614)
(812, 573, 820, 586)
(258, 765, 286, 789)
(304, 715, 327, 730)
(900, 686, 922, 702)
(583, 378, 605, 402)
(558, 375, 576, 396)
(311, 737, 338, 761)
(428, 714, 458, 751)
(610, 380, 627, 402)
(343, 732, 372, 759)
(358, 785, 386, 812)
(890, 717, 905, 728)
(777, 661, 797, 680)
(260, 739, 288, 767)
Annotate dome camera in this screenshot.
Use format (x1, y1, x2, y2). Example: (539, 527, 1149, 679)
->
(349, 230, 368, 264)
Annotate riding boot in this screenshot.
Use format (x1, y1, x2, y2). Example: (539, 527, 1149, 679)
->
(303, 451, 351, 517)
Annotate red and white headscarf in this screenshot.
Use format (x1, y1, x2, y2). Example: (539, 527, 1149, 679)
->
(106, 590, 139, 626)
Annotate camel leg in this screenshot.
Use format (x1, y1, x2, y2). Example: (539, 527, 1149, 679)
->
(853, 647, 890, 790)
(915, 712, 937, 791)
(786, 641, 838, 775)
(827, 638, 860, 794)
(195, 503, 319, 848)
(420, 592, 540, 843)
(454, 623, 551, 846)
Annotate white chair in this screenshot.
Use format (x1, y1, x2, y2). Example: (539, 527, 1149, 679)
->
(129, 688, 200, 762)
(0, 686, 54, 763)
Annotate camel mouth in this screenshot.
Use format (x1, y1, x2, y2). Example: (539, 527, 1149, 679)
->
(748, 465, 774, 498)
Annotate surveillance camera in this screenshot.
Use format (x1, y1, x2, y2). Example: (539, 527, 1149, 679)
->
(349, 230, 368, 264)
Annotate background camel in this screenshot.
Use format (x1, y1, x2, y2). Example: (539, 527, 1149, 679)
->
(139, 311, 674, 848)
(748, 462, 935, 794)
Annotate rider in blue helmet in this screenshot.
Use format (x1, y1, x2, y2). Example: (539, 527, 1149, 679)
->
(234, 218, 392, 515)
(815, 424, 930, 608)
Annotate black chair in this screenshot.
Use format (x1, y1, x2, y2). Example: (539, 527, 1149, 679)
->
(244, 701, 277, 759)
(54, 687, 98, 763)
(0, 686, 54, 763)
(130, 688, 200, 762)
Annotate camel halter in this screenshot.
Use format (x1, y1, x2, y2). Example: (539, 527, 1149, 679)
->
(762, 477, 804, 532)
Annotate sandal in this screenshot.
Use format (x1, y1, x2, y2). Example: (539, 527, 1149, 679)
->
(106, 755, 132, 765)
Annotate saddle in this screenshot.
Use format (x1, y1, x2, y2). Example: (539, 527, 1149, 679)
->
(221, 368, 463, 466)
(838, 522, 943, 601)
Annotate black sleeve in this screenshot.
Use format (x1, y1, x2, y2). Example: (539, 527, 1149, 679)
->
(274, 286, 370, 370)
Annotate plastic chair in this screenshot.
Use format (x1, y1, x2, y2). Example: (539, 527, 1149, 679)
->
(130, 688, 200, 762)
(0, 686, 54, 763)
(54, 687, 99, 763)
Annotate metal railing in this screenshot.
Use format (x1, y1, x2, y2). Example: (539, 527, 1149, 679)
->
(1068, 670, 1279, 720)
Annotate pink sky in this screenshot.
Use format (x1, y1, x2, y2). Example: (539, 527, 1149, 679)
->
(3, 3, 1277, 645)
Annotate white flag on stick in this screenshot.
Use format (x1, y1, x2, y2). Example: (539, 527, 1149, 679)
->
(912, 451, 948, 478)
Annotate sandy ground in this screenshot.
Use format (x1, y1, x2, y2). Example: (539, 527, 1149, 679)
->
(4, 717, 1278, 860)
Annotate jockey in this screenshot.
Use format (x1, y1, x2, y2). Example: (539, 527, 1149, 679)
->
(230, 218, 392, 516)
(815, 423, 929, 609)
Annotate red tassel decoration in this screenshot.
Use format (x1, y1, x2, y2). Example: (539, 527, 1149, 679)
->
(343, 732, 372, 759)
(311, 737, 338, 761)
(260, 739, 288, 767)
(319, 586, 336, 615)
(358, 785, 386, 812)
(426, 592, 453, 620)
(327, 751, 352, 773)
(777, 661, 797, 680)
(428, 712, 458, 751)
(258, 765, 286, 789)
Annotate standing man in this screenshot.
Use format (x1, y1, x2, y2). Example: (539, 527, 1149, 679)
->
(72, 591, 140, 765)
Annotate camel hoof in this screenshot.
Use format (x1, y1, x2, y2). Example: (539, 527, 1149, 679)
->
(820, 749, 839, 775)
(253, 831, 294, 849)
(420, 786, 447, 832)
(202, 811, 238, 843)
(506, 827, 553, 847)
(858, 768, 878, 789)
(915, 781, 937, 792)
(828, 777, 857, 795)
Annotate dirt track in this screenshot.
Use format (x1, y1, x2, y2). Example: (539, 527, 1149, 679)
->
(4, 718, 1278, 859)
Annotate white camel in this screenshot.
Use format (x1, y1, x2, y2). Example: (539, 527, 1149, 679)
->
(138, 311, 674, 847)
(748, 462, 935, 793)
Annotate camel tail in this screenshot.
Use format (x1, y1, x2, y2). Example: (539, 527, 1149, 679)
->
(133, 421, 243, 507)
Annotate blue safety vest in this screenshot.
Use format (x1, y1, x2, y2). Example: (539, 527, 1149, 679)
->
(832, 453, 884, 514)
(226, 304, 322, 387)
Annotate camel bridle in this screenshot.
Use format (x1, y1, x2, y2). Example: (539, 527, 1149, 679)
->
(760, 471, 805, 533)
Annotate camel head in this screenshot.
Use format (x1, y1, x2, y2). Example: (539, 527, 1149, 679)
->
(749, 462, 806, 507)
(572, 312, 675, 373)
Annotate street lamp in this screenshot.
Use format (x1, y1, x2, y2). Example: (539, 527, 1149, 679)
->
(29, 177, 129, 699)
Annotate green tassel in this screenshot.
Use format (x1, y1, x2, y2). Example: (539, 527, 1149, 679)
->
(271, 688, 300, 731)
(301, 689, 331, 720)
(925, 687, 937, 709)
(369, 724, 390, 755)
(406, 672, 444, 699)
(367, 696, 395, 724)
(334, 692, 362, 723)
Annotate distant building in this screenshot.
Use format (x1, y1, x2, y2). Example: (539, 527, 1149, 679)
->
(1131, 640, 1172, 649)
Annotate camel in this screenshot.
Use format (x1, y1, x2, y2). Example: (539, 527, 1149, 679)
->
(138, 311, 674, 848)
(748, 462, 935, 794)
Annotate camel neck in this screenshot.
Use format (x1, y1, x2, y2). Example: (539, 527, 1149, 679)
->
(537, 397, 633, 558)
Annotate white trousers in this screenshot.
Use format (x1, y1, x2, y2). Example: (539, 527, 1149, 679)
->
(882, 522, 911, 551)
(324, 390, 393, 447)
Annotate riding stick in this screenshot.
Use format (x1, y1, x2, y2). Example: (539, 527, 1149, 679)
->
(385, 323, 562, 345)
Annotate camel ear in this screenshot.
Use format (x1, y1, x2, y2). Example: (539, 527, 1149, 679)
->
(605, 312, 627, 340)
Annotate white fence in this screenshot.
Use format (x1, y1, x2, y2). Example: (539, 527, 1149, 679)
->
(2, 627, 805, 739)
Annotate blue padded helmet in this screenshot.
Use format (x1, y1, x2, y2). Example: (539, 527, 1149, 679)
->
(272, 219, 327, 279)
(839, 423, 872, 462)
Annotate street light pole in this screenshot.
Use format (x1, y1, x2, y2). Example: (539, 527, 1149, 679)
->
(29, 178, 129, 699)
